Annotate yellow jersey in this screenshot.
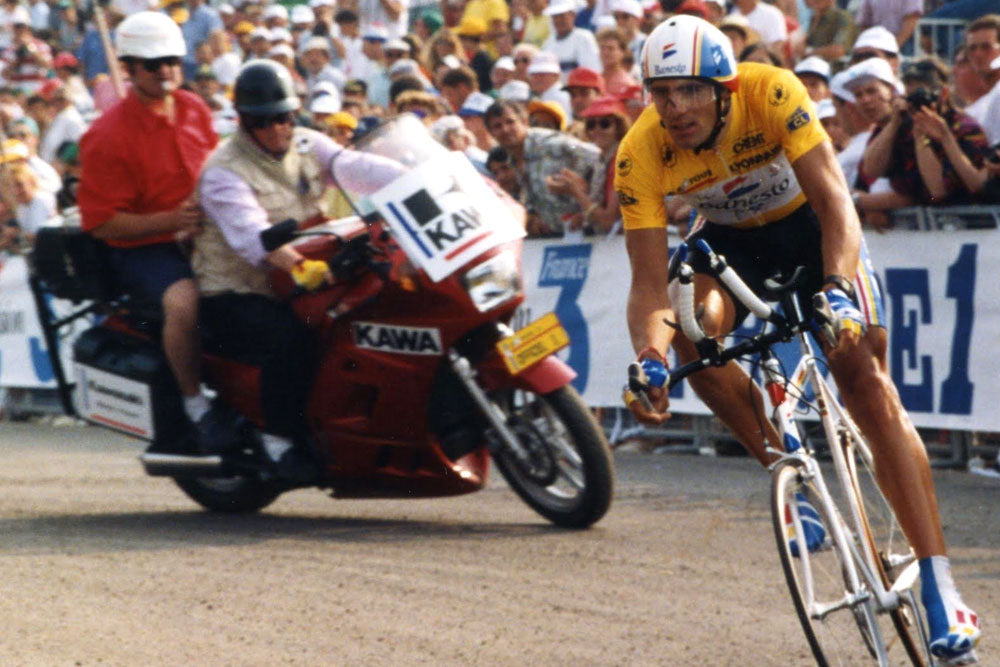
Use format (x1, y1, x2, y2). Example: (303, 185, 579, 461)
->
(616, 62, 830, 230)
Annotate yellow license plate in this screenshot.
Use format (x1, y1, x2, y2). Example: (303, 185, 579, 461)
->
(496, 312, 570, 375)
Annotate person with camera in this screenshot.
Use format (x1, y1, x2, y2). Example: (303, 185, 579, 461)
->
(857, 56, 990, 208)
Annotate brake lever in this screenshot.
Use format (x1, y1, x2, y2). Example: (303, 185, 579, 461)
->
(627, 362, 655, 412)
(811, 292, 838, 348)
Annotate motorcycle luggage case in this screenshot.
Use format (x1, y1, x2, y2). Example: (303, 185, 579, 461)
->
(31, 225, 119, 303)
(73, 326, 186, 443)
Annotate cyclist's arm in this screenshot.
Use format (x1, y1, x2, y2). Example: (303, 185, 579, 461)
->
(792, 141, 860, 282)
(625, 226, 674, 358)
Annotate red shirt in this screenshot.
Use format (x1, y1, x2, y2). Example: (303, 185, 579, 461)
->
(78, 89, 217, 248)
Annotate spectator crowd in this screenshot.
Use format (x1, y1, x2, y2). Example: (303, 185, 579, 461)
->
(0, 0, 998, 247)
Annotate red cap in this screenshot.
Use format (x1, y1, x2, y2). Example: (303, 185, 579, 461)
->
(675, 0, 708, 19)
(581, 95, 628, 119)
(562, 67, 605, 93)
(53, 52, 79, 69)
(38, 78, 62, 101)
(618, 83, 644, 101)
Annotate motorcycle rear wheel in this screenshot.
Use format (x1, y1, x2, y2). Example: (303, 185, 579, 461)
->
(173, 475, 282, 513)
(490, 385, 613, 528)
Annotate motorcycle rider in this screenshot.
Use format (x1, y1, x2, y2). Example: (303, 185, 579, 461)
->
(195, 60, 403, 483)
(76, 11, 234, 453)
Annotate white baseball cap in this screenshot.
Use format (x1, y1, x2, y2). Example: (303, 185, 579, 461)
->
(302, 36, 331, 53)
(543, 0, 577, 16)
(829, 70, 856, 103)
(249, 26, 271, 41)
(593, 15, 616, 29)
(843, 57, 904, 95)
(264, 4, 288, 21)
(310, 90, 342, 114)
(309, 0, 334, 6)
(816, 98, 835, 120)
(853, 26, 899, 56)
(794, 56, 831, 82)
(269, 27, 292, 43)
(527, 51, 561, 75)
(609, 0, 643, 18)
(267, 43, 294, 59)
(498, 80, 531, 101)
(218, 3, 235, 15)
(493, 56, 515, 72)
(385, 38, 411, 53)
(459, 91, 494, 117)
(290, 5, 314, 24)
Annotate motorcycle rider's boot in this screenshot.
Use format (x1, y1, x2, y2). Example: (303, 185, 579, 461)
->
(261, 433, 317, 485)
(192, 400, 247, 454)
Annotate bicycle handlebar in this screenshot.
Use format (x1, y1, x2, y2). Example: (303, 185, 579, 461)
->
(667, 240, 812, 390)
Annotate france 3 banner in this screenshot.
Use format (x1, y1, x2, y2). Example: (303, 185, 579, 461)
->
(519, 231, 1000, 432)
(0, 255, 77, 389)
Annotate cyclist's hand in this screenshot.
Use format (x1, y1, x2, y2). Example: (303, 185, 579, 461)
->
(623, 356, 671, 425)
(291, 259, 332, 291)
(814, 288, 862, 351)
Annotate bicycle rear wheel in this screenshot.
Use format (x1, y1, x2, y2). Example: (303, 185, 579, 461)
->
(839, 431, 929, 666)
(772, 462, 884, 666)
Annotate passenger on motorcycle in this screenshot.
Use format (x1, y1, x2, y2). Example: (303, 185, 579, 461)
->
(195, 60, 401, 483)
(76, 11, 234, 454)
(617, 15, 980, 662)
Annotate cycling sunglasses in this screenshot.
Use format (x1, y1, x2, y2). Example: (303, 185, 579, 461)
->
(140, 56, 182, 72)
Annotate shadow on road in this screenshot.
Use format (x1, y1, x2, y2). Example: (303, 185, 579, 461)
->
(0, 511, 564, 557)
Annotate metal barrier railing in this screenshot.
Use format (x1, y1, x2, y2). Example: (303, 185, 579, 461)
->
(906, 18, 968, 60)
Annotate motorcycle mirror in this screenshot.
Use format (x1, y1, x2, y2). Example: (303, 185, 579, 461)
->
(259, 219, 299, 252)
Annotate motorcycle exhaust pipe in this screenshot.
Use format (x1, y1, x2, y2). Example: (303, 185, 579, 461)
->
(139, 452, 226, 477)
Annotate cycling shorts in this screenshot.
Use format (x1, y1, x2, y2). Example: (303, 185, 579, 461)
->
(669, 204, 886, 330)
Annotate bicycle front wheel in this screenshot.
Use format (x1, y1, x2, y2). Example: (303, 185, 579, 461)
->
(772, 462, 884, 666)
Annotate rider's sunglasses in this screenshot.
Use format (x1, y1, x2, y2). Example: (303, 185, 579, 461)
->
(140, 56, 181, 72)
(585, 117, 615, 131)
(648, 80, 717, 113)
(249, 111, 296, 128)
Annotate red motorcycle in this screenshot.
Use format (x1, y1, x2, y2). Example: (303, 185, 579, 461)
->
(30, 116, 613, 528)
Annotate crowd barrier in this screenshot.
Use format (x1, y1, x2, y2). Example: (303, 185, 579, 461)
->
(2, 208, 999, 464)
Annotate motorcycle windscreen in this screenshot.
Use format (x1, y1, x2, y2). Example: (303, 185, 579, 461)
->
(367, 150, 525, 282)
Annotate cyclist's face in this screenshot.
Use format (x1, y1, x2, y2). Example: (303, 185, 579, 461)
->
(648, 78, 722, 149)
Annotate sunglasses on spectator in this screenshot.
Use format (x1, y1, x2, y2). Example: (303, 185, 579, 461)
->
(514, 56, 531, 64)
(585, 117, 615, 131)
(249, 111, 296, 128)
(385, 50, 407, 59)
(140, 56, 181, 72)
(850, 50, 889, 64)
(613, 12, 633, 20)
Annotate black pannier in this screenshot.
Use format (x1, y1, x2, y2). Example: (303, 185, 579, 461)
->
(30, 224, 120, 303)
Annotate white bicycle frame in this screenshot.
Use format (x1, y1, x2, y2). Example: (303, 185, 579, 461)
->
(671, 240, 930, 666)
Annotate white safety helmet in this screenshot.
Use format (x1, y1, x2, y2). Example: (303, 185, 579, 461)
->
(116, 11, 187, 60)
(640, 14, 738, 92)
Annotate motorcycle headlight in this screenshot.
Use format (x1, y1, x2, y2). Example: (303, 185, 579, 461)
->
(461, 251, 521, 312)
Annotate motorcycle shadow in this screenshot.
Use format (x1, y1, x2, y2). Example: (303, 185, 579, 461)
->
(0, 510, 563, 557)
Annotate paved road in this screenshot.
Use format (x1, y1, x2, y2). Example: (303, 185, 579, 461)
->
(0, 421, 997, 665)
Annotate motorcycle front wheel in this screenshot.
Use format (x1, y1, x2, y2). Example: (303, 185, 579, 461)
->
(173, 475, 282, 513)
(490, 385, 613, 528)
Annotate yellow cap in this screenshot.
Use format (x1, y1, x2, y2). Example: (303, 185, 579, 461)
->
(455, 16, 487, 37)
(233, 20, 255, 35)
(325, 111, 359, 129)
(0, 138, 30, 163)
(526, 99, 567, 131)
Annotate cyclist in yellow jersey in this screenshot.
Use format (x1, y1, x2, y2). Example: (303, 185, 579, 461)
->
(618, 15, 981, 663)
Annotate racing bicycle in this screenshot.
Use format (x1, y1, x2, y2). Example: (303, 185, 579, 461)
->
(635, 240, 934, 666)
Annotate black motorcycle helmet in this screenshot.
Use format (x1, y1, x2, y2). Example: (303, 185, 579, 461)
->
(233, 60, 301, 116)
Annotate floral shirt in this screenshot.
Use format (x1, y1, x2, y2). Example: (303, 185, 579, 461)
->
(862, 106, 990, 204)
(519, 128, 603, 235)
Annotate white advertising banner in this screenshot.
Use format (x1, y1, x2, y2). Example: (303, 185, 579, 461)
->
(519, 230, 1000, 431)
(0, 255, 68, 389)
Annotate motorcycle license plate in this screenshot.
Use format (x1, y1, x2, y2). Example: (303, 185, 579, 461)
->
(496, 313, 569, 375)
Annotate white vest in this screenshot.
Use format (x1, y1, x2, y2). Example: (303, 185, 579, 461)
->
(194, 127, 326, 297)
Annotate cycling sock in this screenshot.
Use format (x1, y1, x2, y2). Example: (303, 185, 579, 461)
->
(920, 555, 980, 658)
(261, 433, 294, 461)
(183, 394, 210, 422)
